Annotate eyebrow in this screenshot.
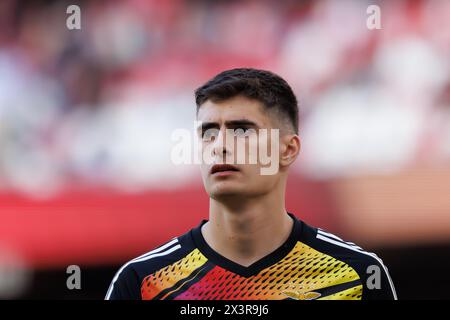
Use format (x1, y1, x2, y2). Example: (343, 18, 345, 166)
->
(197, 119, 260, 132)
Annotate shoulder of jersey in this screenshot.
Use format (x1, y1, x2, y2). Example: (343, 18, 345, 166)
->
(116, 229, 194, 278)
(300, 221, 397, 299)
(300, 221, 383, 266)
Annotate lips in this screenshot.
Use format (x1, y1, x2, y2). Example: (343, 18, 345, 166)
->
(210, 164, 240, 175)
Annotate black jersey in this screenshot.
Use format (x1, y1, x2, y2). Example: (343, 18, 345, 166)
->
(105, 213, 397, 300)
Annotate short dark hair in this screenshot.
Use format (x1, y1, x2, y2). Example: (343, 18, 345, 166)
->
(195, 68, 299, 134)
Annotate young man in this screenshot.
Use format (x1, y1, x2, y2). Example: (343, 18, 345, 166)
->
(105, 68, 397, 300)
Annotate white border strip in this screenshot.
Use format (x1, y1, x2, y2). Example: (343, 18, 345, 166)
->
(105, 238, 180, 300)
(318, 229, 363, 250)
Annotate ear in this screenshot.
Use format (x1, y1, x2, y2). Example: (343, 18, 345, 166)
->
(280, 134, 301, 167)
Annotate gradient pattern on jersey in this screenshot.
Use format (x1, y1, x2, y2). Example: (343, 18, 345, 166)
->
(141, 242, 362, 300)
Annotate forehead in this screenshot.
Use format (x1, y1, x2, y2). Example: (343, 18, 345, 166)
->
(197, 96, 273, 127)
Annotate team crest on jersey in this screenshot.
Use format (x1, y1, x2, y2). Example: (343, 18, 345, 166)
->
(282, 285, 321, 300)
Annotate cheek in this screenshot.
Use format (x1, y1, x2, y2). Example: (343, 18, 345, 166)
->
(240, 165, 266, 183)
(245, 162, 279, 181)
(245, 174, 277, 194)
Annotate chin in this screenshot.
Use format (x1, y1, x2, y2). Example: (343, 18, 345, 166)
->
(208, 184, 245, 199)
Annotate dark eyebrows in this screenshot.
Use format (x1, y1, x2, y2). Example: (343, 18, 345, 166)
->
(225, 119, 259, 128)
(197, 119, 260, 133)
(197, 122, 219, 134)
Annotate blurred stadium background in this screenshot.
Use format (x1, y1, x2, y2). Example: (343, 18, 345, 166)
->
(0, 0, 449, 299)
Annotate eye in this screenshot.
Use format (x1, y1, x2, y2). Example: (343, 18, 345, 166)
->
(233, 127, 252, 137)
(202, 128, 219, 140)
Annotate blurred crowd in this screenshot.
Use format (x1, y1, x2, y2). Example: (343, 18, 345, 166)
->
(0, 0, 449, 196)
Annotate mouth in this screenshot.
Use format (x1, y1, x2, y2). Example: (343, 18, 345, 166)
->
(210, 164, 240, 175)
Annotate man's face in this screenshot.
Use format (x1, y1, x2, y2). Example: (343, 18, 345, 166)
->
(197, 95, 284, 200)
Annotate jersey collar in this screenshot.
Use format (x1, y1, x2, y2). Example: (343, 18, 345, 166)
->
(190, 212, 303, 278)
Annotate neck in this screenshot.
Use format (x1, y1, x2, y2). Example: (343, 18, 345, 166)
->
(201, 185, 293, 267)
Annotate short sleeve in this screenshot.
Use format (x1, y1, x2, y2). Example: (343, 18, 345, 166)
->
(361, 257, 397, 300)
(105, 264, 141, 300)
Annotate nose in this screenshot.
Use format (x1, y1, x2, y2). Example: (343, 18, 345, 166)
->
(212, 128, 232, 159)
